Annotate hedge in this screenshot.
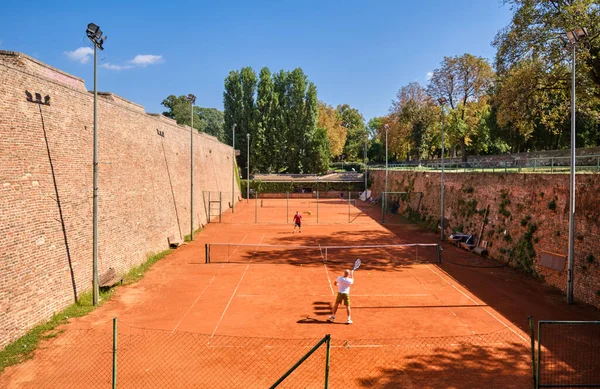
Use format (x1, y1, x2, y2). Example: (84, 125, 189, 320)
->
(240, 180, 366, 195)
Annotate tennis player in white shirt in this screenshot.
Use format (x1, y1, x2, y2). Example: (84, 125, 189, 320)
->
(328, 269, 354, 324)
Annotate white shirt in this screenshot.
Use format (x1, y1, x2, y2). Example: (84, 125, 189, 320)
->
(336, 276, 354, 294)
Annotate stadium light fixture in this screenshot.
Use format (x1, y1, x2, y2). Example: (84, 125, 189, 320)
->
(86, 22, 107, 306)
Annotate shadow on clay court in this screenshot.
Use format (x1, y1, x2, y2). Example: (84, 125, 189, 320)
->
(296, 317, 348, 325)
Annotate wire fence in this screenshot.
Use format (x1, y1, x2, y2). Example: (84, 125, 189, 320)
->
(1, 321, 534, 388)
(368, 154, 600, 174)
(536, 320, 600, 388)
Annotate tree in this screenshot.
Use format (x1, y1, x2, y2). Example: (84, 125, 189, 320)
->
(338, 104, 367, 162)
(493, 0, 600, 150)
(390, 82, 438, 160)
(428, 54, 495, 160)
(196, 108, 225, 141)
(318, 102, 347, 158)
(223, 70, 243, 146)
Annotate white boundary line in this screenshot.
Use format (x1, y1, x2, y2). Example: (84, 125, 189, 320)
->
(210, 234, 265, 340)
(424, 264, 528, 341)
(318, 242, 335, 296)
(235, 293, 430, 297)
(171, 275, 216, 334)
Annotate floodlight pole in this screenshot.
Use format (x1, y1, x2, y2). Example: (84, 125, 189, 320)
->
(567, 41, 577, 304)
(440, 100, 446, 242)
(188, 94, 196, 241)
(92, 42, 99, 306)
(385, 124, 389, 194)
(232, 124, 236, 213)
(87, 22, 106, 307)
(247, 133, 250, 202)
(364, 137, 368, 193)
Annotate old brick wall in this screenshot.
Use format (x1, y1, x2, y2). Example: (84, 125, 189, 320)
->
(0, 51, 240, 347)
(371, 170, 600, 308)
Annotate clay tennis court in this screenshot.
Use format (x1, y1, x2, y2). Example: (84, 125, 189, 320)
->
(0, 199, 565, 388)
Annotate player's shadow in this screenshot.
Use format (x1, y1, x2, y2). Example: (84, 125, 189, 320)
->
(296, 317, 347, 325)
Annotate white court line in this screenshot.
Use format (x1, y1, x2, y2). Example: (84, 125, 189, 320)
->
(210, 234, 265, 340)
(235, 293, 429, 297)
(171, 276, 216, 334)
(424, 264, 528, 341)
(225, 234, 249, 262)
(318, 242, 335, 296)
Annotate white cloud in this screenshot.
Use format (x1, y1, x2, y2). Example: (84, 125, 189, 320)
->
(101, 63, 133, 71)
(65, 47, 94, 64)
(128, 54, 163, 66)
(426, 71, 433, 80)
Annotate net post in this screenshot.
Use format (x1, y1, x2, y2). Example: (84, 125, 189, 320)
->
(325, 247, 328, 262)
(112, 317, 117, 389)
(437, 244, 442, 264)
(205, 244, 210, 263)
(529, 316, 536, 389)
(324, 334, 331, 389)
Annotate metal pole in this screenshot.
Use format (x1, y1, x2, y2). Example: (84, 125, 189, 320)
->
(324, 334, 331, 389)
(232, 124, 236, 213)
(567, 44, 576, 304)
(247, 133, 250, 203)
(441, 104, 445, 242)
(316, 180, 319, 224)
(385, 125, 389, 194)
(112, 317, 117, 389)
(364, 139, 368, 193)
(190, 99, 194, 241)
(92, 44, 99, 306)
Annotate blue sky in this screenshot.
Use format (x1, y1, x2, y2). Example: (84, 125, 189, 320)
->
(0, 0, 513, 121)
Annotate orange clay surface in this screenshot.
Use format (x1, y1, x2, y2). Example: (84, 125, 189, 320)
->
(1, 199, 598, 388)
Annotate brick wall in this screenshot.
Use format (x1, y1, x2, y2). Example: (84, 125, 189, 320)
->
(0, 51, 240, 348)
(371, 170, 600, 308)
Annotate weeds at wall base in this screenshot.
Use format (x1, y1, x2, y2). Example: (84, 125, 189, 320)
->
(0, 244, 183, 373)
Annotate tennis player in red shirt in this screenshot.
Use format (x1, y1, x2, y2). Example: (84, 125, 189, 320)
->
(292, 211, 302, 233)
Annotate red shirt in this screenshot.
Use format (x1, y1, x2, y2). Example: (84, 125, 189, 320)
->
(293, 214, 302, 224)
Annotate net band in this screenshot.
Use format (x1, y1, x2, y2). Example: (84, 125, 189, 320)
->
(205, 243, 441, 265)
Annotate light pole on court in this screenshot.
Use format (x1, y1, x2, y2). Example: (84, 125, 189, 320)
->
(438, 97, 447, 242)
(232, 124, 236, 213)
(565, 27, 587, 304)
(186, 94, 196, 240)
(86, 22, 106, 307)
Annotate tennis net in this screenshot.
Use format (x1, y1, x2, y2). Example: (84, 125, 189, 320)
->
(204, 243, 441, 266)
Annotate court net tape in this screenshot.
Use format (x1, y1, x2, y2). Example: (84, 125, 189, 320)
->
(205, 243, 442, 265)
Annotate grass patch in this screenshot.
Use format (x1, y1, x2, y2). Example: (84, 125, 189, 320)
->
(1, 246, 178, 373)
(184, 227, 204, 243)
(0, 289, 114, 374)
(124, 249, 174, 285)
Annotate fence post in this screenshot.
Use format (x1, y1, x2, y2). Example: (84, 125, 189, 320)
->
(536, 321, 542, 389)
(324, 334, 331, 389)
(381, 192, 385, 223)
(208, 192, 211, 223)
(317, 187, 319, 224)
(255, 192, 258, 224)
(348, 191, 351, 223)
(219, 192, 222, 223)
(551, 158, 554, 173)
(286, 192, 289, 224)
(597, 156, 599, 173)
(534, 159, 537, 172)
(529, 316, 536, 389)
(112, 317, 117, 389)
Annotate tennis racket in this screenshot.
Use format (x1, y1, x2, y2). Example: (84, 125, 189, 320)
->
(353, 258, 361, 271)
